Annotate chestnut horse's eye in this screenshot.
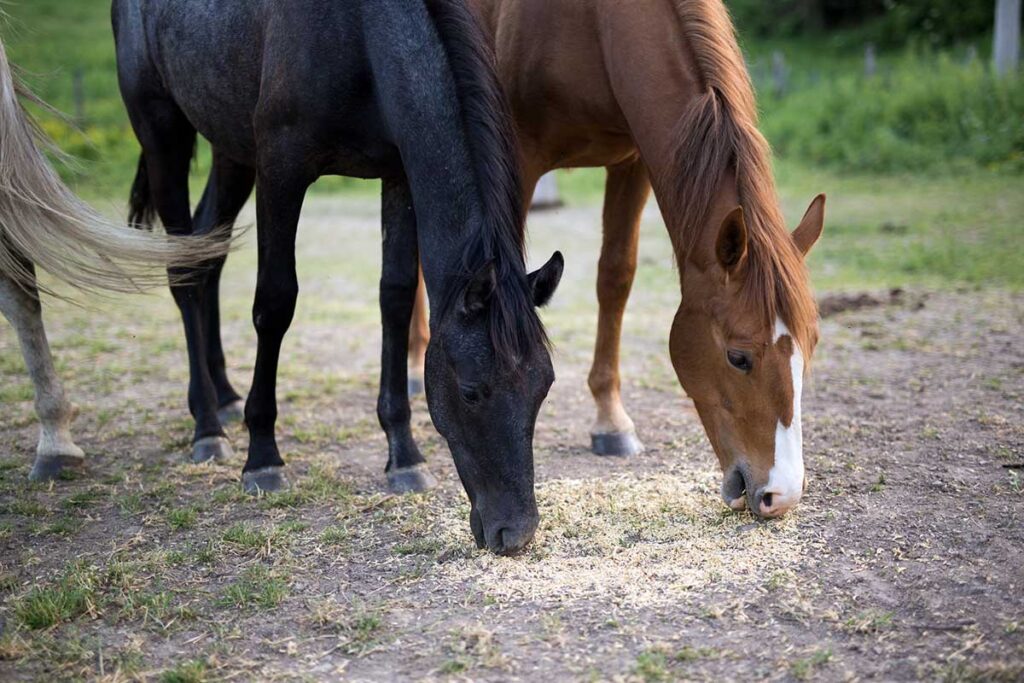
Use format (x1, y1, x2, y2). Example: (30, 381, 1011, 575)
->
(727, 350, 753, 373)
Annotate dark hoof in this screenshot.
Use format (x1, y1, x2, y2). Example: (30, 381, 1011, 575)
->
(407, 376, 425, 397)
(191, 436, 234, 464)
(387, 464, 438, 494)
(242, 466, 290, 495)
(29, 454, 85, 482)
(591, 431, 645, 457)
(217, 400, 246, 425)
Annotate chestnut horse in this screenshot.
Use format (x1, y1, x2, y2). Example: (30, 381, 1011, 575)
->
(409, 0, 826, 518)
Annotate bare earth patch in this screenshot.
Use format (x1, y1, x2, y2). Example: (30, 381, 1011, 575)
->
(1, 198, 1022, 681)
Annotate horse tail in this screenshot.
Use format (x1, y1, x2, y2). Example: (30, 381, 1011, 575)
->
(0, 40, 231, 300)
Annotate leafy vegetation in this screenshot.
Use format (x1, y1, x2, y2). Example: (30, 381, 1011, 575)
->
(728, 0, 995, 48)
(762, 53, 1024, 173)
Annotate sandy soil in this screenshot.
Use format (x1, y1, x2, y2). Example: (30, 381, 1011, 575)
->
(1, 198, 1022, 681)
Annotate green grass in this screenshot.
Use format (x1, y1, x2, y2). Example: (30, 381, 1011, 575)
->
(160, 659, 209, 683)
(15, 562, 98, 630)
(218, 565, 288, 610)
(166, 505, 200, 531)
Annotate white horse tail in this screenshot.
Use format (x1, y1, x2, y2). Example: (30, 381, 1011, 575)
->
(0, 38, 232, 299)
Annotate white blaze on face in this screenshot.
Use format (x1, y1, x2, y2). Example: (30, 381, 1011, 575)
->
(766, 318, 805, 508)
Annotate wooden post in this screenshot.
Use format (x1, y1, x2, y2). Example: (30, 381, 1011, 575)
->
(864, 43, 877, 78)
(772, 50, 787, 97)
(994, 0, 1021, 76)
(72, 69, 85, 123)
(530, 172, 563, 211)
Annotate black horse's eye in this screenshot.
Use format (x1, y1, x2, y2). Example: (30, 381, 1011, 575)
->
(727, 350, 753, 373)
(460, 386, 481, 405)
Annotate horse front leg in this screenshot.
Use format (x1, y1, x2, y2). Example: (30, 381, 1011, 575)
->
(588, 159, 651, 456)
(381, 176, 436, 493)
(240, 155, 309, 494)
(0, 267, 84, 480)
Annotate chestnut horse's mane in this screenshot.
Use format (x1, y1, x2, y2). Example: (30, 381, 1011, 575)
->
(670, 0, 818, 355)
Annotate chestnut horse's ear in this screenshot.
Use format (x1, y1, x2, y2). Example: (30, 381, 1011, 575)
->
(715, 206, 748, 273)
(460, 261, 497, 318)
(528, 251, 564, 308)
(792, 194, 826, 257)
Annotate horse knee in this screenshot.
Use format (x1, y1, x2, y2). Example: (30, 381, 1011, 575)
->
(252, 281, 298, 336)
(588, 367, 619, 398)
(379, 281, 416, 320)
(595, 261, 636, 302)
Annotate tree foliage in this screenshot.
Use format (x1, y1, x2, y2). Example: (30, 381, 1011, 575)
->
(727, 0, 997, 47)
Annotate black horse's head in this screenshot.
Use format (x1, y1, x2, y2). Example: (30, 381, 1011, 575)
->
(425, 251, 563, 555)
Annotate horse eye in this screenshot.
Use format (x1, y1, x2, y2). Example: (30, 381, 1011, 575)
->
(460, 386, 481, 405)
(727, 350, 753, 372)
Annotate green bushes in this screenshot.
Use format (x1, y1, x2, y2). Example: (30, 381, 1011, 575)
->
(727, 0, 994, 47)
(761, 55, 1024, 173)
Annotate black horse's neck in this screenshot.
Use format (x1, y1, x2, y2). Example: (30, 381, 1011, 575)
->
(367, 0, 543, 362)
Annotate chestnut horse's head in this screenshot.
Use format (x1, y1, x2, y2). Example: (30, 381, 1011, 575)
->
(670, 195, 825, 519)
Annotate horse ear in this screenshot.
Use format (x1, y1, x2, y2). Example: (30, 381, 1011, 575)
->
(460, 261, 497, 318)
(529, 251, 564, 308)
(793, 194, 826, 257)
(715, 206, 748, 273)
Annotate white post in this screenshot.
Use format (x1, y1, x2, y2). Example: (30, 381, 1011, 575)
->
(994, 0, 1021, 76)
(530, 172, 563, 211)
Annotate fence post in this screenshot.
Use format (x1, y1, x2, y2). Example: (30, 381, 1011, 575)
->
(771, 50, 787, 97)
(530, 172, 563, 212)
(864, 43, 877, 77)
(994, 0, 1021, 76)
(72, 69, 85, 123)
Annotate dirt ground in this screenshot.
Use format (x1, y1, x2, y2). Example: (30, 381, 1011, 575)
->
(1, 197, 1022, 682)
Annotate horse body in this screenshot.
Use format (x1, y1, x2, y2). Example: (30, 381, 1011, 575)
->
(114, 0, 562, 553)
(410, 0, 826, 516)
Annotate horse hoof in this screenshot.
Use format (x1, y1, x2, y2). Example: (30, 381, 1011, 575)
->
(28, 454, 86, 482)
(217, 400, 246, 425)
(192, 436, 234, 464)
(407, 376, 425, 397)
(591, 431, 645, 457)
(242, 466, 290, 495)
(387, 464, 438, 494)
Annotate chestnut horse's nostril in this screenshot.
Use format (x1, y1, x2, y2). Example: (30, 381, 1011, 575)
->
(761, 492, 774, 510)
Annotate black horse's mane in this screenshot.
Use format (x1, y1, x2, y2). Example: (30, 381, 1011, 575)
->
(424, 0, 548, 363)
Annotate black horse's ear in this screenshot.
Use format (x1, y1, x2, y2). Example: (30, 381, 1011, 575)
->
(529, 251, 564, 308)
(460, 261, 497, 318)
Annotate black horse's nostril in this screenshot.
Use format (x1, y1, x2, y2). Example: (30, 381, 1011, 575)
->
(761, 492, 774, 509)
(489, 525, 535, 556)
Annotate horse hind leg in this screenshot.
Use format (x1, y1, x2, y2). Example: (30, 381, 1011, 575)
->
(588, 160, 651, 456)
(191, 153, 255, 424)
(130, 100, 232, 465)
(0, 268, 85, 480)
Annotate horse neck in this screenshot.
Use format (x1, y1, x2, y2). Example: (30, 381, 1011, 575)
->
(366, 3, 521, 304)
(402, 133, 488, 295)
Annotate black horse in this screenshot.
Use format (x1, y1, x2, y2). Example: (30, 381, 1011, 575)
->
(113, 0, 563, 554)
